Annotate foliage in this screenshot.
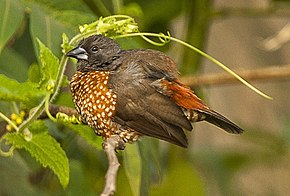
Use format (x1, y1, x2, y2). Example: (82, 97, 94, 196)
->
(3, 120, 69, 188)
(1, 0, 290, 195)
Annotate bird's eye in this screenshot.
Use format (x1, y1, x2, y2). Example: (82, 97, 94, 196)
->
(91, 46, 98, 52)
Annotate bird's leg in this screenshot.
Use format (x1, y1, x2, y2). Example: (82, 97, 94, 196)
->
(101, 135, 125, 196)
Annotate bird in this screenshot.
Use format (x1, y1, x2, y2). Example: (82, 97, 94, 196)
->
(67, 34, 243, 148)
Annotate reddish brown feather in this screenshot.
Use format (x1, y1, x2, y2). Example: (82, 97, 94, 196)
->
(161, 79, 209, 111)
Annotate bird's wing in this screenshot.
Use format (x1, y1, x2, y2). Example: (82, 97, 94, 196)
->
(113, 93, 190, 147)
(110, 50, 192, 147)
(122, 50, 243, 135)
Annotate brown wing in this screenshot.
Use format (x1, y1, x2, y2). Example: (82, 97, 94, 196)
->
(109, 49, 192, 147)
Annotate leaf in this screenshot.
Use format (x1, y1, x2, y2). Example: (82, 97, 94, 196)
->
(151, 157, 206, 196)
(0, 153, 40, 195)
(137, 139, 162, 195)
(66, 160, 91, 196)
(64, 123, 103, 149)
(3, 120, 69, 188)
(54, 10, 96, 28)
(0, 0, 25, 53)
(37, 39, 59, 86)
(0, 74, 45, 106)
(0, 47, 29, 82)
(123, 144, 142, 196)
(28, 63, 41, 83)
(29, 3, 69, 57)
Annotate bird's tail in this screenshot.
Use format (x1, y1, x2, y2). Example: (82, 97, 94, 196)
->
(152, 78, 243, 134)
(195, 109, 243, 134)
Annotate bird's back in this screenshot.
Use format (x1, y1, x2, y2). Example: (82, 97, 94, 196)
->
(108, 49, 193, 147)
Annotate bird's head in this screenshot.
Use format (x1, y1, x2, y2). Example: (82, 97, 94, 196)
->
(67, 34, 121, 71)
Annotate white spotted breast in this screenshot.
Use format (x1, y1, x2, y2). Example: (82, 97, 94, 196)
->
(70, 71, 117, 138)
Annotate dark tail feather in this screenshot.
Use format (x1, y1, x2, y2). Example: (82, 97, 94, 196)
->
(198, 109, 243, 134)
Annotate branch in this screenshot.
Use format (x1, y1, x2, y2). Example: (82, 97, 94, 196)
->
(38, 104, 78, 119)
(212, 6, 290, 19)
(101, 135, 125, 196)
(181, 65, 290, 88)
(38, 105, 125, 195)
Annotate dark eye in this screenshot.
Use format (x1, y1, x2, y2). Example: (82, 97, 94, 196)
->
(91, 46, 98, 52)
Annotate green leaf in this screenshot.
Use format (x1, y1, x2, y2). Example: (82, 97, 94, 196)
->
(3, 120, 69, 188)
(29, 3, 69, 57)
(0, 153, 40, 195)
(123, 144, 142, 196)
(0, 48, 29, 82)
(151, 158, 206, 196)
(54, 10, 96, 29)
(0, 74, 45, 106)
(28, 63, 41, 83)
(64, 123, 103, 149)
(138, 139, 162, 195)
(0, 0, 25, 54)
(37, 39, 59, 86)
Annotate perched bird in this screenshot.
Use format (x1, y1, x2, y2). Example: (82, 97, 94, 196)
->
(67, 34, 243, 148)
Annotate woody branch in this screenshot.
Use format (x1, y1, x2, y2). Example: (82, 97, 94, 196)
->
(181, 65, 290, 88)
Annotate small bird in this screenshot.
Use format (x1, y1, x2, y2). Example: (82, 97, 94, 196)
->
(67, 34, 243, 148)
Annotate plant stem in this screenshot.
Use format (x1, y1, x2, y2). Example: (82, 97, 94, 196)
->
(50, 56, 68, 101)
(18, 99, 45, 132)
(112, 0, 123, 14)
(0, 112, 18, 132)
(115, 32, 272, 99)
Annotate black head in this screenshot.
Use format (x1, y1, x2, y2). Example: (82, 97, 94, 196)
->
(67, 34, 121, 71)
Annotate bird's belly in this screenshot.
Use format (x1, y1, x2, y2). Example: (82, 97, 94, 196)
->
(70, 71, 139, 142)
(70, 71, 117, 136)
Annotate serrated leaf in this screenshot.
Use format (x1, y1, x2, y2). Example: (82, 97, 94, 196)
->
(64, 123, 103, 149)
(37, 39, 59, 85)
(0, 0, 25, 53)
(0, 74, 45, 106)
(123, 144, 141, 196)
(3, 120, 69, 188)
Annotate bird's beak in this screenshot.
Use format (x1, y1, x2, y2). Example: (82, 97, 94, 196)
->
(66, 47, 88, 60)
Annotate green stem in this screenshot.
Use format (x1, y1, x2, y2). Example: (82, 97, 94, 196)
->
(0, 138, 15, 157)
(18, 99, 45, 132)
(18, 52, 67, 132)
(112, 0, 123, 14)
(181, 0, 212, 75)
(114, 32, 272, 100)
(18, 26, 103, 133)
(45, 93, 57, 122)
(50, 56, 68, 101)
(12, 102, 19, 114)
(0, 112, 19, 132)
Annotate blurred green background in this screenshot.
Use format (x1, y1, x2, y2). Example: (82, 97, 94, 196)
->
(1, 0, 290, 195)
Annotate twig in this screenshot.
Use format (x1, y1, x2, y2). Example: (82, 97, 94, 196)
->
(38, 104, 78, 119)
(34, 104, 124, 195)
(211, 6, 290, 19)
(38, 105, 125, 195)
(101, 135, 125, 196)
(181, 65, 290, 88)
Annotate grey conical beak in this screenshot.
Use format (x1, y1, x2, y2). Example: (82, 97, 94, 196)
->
(66, 47, 88, 60)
